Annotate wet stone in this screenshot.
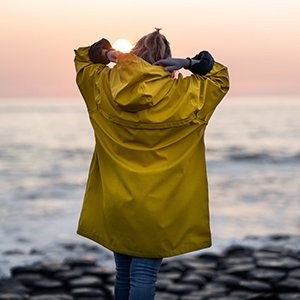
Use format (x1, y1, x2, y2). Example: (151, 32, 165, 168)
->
(278, 294, 300, 300)
(202, 282, 228, 294)
(193, 269, 216, 280)
(181, 272, 206, 287)
(158, 271, 182, 282)
(197, 252, 222, 261)
(224, 244, 254, 257)
(0, 278, 29, 294)
(30, 294, 73, 300)
(10, 263, 43, 276)
(257, 257, 300, 270)
(289, 268, 300, 278)
(230, 290, 258, 299)
(53, 269, 83, 281)
(155, 278, 172, 291)
(184, 289, 226, 299)
(238, 280, 272, 292)
(254, 250, 284, 260)
(274, 277, 300, 292)
(213, 274, 241, 288)
(30, 278, 63, 290)
(64, 257, 97, 268)
(225, 263, 256, 276)
(222, 256, 254, 266)
(80, 266, 114, 279)
(156, 292, 179, 300)
(68, 275, 102, 288)
(14, 273, 46, 286)
(39, 262, 70, 275)
(71, 287, 105, 297)
(184, 259, 218, 270)
(249, 268, 286, 282)
(0, 294, 26, 300)
(166, 283, 199, 295)
(3, 249, 26, 256)
(160, 260, 187, 273)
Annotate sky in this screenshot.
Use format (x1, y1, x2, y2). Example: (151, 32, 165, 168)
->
(1, 0, 300, 98)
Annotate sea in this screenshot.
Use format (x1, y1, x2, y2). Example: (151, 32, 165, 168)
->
(0, 96, 299, 277)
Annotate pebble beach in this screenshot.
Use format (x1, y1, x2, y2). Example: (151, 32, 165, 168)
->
(0, 234, 299, 300)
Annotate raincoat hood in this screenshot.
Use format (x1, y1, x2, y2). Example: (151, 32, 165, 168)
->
(74, 46, 229, 258)
(109, 53, 172, 112)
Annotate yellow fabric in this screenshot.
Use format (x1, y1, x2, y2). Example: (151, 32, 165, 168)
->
(74, 47, 229, 258)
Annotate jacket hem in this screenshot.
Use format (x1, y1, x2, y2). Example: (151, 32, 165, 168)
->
(77, 229, 212, 258)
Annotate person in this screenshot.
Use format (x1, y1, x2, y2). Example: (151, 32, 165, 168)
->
(74, 28, 229, 300)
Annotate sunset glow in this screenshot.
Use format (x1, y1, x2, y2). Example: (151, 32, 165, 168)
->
(113, 39, 133, 53)
(0, 0, 300, 98)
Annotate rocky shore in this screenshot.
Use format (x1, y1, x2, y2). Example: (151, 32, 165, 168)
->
(0, 235, 299, 300)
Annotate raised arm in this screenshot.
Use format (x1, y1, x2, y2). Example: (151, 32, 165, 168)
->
(155, 51, 214, 75)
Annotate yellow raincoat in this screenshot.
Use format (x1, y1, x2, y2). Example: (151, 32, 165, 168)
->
(74, 46, 229, 258)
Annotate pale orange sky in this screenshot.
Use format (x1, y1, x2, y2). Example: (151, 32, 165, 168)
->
(1, 0, 300, 98)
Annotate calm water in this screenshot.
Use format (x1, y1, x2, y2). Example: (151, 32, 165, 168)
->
(0, 97, 299, 275)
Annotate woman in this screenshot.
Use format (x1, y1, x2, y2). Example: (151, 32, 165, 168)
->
(74, 29, 229, 300)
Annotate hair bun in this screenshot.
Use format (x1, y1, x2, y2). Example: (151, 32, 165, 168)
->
(155, 27, 162, 33)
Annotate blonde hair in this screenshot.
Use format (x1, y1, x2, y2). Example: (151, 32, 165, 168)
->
(131, 28, 171, 64)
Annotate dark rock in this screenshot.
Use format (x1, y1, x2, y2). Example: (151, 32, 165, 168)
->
(230, 290, 258, 299)
(3, 250, 26, 256)
(259, 245, 291, 255)
(80, 266, 114, 279)
(202, 282, 228, 294)
(213, 274, 240, 288)
(53, 269, 83, 281)
(289, 268, 300, 278)
(155, 278, 172, 291)
(224, 244, 254, 257)
(68, 276, 102, 288)
(64, 257, 97, 268)
(0, 294, 26, 300)
(29, 249, 44, 255)
(278, 294, 300, 300)
(71, 287, 105, 297)
(10, 264, 43, 276)
(275, 278, 300, 292)
(249, 268, 286, 282)
(225, 263, 256, 276)
(14, 273, 45, 286)
(158, 271, 182, 282)
(30, 295, 73, 300)
(257, 257, 300, 270)
(156, 292, 179, 300)
(238, 280, 272, 292)
(160, 260, 187, 273)
(193, 269, 216, 280)
(247, 293, 277, 300)
(166, 283, 199, 295)
(29, 278, 63, 290)
(269, 234, 291, 241)
(39, 262, 70, 275)
(183, 289, 226, 299)
(197, 252, 222, 261)
(181, 272, 206, 287)
(0, 278, 29, 294)
(254, 250, 283, 260)
(184, 259, 218, 270)
(223, 256, 254, 266)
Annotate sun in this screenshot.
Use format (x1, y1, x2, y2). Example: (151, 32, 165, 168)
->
(113, 38, 133, 53)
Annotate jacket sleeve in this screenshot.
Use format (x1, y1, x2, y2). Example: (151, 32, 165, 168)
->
(193, 61, 230, 122)
(187, 51, 215, 76)
(74, 39, 112, 113)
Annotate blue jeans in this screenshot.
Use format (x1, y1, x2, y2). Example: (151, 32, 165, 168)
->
(113, 252, 163, 300)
